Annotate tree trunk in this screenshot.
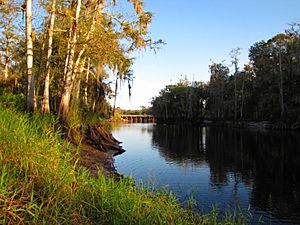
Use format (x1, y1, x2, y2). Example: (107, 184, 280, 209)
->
(92, 99, 96, 112)
(72, 1, 99, 80)
(63, 31, 72, 80)
(36, 28, 47, 100)
(234, 75, 237, 120)
(59, 0, 82, 123)
(26, 0, 36, 112)
(279, 51, 285, 120)
(234, 63, 238, 120)
(74, 57, 86, 101)
(230, 48, 241, 120)
(42, 0, 57, 114)
(165, 103, 168, 121)
(83, 58, 90, 105)
(4, 45, 9, 79)
(240, 75, 245, 119)
(58, 0, 102, 123)
(113, 75, 118, 116)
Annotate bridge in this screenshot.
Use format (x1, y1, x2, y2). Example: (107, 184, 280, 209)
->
(121, 115, 156, 123)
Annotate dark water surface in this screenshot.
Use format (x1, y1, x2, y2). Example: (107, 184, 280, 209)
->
(112, 124, 300, 224)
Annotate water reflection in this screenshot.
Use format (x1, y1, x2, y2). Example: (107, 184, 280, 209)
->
(152, 125, 207, 166)
(151, 125, 300, 224)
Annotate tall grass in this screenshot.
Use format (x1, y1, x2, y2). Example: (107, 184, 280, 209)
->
(0, 103, 249, 224)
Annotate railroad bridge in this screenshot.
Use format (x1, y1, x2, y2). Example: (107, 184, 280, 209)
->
(121, 115, 156, 123)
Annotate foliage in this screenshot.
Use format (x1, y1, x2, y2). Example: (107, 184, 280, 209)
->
(0, 105, 248, 224)
(248, 28, 300, 123)
(0, 93, 26, 110)
(151, 23, 300, 126)
(115, 106, 151, 115)
(0, 0, 164, 126)
(151, 77, 207, 123)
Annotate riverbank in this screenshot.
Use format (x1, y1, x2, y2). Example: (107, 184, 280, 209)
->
(0, 104, 249, 224)
(199, 120, 300, 131)
(66, 125, 125, 178)
(156, 117, 300, 132)
(78, 142, 120, 177)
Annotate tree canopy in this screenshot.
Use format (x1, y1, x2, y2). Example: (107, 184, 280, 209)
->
(151, 23, 300, 127)
(0, 0, 159, 126)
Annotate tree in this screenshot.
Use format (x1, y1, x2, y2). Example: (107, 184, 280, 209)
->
(55, 0, 154, 125)
(249, 32, 296, 122)
(58, 0, 82, 123)
(41, 0, 57, 114)
(0, 0, 19, 80)
(151, 78, 207, 123)
(26, 0, 36, 111)
(207, 62, 229, 119)
(230, 47, 241, 120)
(249, 40, 278, 120)
(268, 33, 293, 120)
(239, 64, 254, 119)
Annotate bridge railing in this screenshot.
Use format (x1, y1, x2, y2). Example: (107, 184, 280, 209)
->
(120, 115, 156, 123)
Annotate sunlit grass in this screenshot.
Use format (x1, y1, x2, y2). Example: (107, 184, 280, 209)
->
(0, 101, 249, 224)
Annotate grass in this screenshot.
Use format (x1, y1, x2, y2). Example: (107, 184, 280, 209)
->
(0, 96, 249, 224)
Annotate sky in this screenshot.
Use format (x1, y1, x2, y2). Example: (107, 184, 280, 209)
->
(112, 0, 300, 110)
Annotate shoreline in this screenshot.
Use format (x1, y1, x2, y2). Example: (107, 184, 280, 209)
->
(155, 119, 300, 132)
(91, 119, 300, 178)
(67, 125, 126, 178)
(200, 120, 300, 131)
(77, 118, 300, 184)
(78, 142, 123, 178)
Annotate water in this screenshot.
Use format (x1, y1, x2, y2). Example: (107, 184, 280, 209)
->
(112, 124, 300, 224)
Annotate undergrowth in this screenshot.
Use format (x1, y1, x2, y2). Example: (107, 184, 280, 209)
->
(0, 99, 249, 224)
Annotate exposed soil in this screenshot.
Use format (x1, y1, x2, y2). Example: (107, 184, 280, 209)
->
(78, 143, 121, 178)
(68, 124, 125, 178)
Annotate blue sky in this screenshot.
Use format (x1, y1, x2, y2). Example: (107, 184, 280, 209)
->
(113, 0, 300, 109)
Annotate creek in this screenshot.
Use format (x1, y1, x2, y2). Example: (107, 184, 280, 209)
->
(112, 124, 300, 225)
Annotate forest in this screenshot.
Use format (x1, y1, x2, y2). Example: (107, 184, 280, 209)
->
(0, 1, 251, 223)
(2, 0, 299, 129)
(151, 24, 300, 129)
(1, 0, 299, 223)
(0, 0, 161, 126)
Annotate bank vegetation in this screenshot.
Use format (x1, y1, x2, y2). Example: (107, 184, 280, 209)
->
(151, 24, 300, 130)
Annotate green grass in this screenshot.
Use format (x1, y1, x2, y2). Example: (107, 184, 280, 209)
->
(0, 100, 249, 224)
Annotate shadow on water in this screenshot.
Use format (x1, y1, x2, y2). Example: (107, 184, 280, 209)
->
(151, 124, 300, 224)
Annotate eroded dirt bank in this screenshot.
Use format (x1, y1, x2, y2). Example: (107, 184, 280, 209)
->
(68, 124, 125, 177)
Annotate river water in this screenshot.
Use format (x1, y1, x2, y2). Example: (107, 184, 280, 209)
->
(112, 123, 300, 224)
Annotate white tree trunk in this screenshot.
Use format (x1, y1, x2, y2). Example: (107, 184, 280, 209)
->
(83, 58, 90, 105)
(59, 0, 104, 123)
(59, 0, 82, 122)
(26, 0, 36, 112)
(4, 45, 9, 79)
(74, 57, 86, 101)
(72, 2, 99, 75)
(42, 0, 57, 114)
(63, 31, 72, 80)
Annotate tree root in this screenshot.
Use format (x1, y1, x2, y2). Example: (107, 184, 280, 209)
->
(67, 124, 125, 177)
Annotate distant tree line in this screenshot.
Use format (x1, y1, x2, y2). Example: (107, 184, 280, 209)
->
(115, 106, 150, 115)
(151, 78, 207, 123)
(151, 23, 300, 127)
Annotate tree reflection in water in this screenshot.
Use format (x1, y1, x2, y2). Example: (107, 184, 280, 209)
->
(151, 124, 300, 223)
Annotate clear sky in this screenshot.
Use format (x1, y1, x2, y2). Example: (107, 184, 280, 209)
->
(112, 0, 300, 110)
